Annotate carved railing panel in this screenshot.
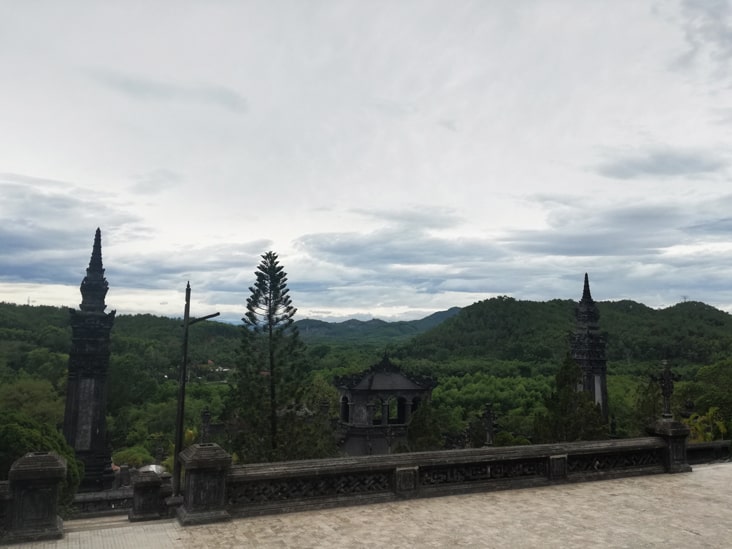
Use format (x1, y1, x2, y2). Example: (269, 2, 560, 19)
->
(567, 449, 663, 474)
(421, 458, 547, 486)
(228, 471, 391, 506)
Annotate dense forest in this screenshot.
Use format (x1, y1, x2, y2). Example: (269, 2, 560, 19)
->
(1, 294, 731, 479)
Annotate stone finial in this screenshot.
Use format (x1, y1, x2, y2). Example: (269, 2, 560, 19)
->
(79, 228, 109, 312)
(576, 273, 600, 326)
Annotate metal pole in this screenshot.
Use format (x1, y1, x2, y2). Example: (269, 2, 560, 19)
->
(172, 283, 220, 498)
(172, 282, 191, 497)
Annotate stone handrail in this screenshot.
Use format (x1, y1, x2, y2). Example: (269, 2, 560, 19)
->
(226, 437, 669, 518)
(1, 428, 697, 538)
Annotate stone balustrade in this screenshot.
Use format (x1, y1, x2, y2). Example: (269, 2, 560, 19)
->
(0, 423, 705, 539)
(225, 436, 672, 519)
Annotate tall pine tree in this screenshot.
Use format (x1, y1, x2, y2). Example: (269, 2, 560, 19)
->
(226, 252, 313, 462)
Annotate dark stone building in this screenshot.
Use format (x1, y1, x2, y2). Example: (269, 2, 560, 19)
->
(335, 356, 434, 456)
(570, 273, 608, 421)
(62, 229, 116, 491)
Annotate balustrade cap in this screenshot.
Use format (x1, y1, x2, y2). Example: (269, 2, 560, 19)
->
(9, 452, 67, 481)
(228, 437, 668, 481)
(650, 418, 691, 437)
(132, 470, 163, 487)
(179, 443, 232, 470)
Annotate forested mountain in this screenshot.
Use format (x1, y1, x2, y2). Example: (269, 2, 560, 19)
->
(295, 307, 461, 344)
(401, 297, 732, 373)
(7, 298, 728, 370)
(2, 295, 731, 471)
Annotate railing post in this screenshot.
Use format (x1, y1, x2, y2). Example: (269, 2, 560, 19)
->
(176, 443, 231, 525)
(395, 466, 419, 497)
(652, 419, 692, 473)
(548, 455, 568, 480)
(128, 471, 162, 522)
(5, 452, 66, 543)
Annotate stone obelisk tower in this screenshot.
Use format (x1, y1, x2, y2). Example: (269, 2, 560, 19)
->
(63, 228, 116, 491)
(570, 273, 609, 421)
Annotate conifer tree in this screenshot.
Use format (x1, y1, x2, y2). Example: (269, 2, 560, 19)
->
(534, 355, 608, 443)
(226, 251, 310, 461)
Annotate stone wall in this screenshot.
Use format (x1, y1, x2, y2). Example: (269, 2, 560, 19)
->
(687, 440, 731, 464)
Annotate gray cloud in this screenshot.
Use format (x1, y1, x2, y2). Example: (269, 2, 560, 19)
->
(596, 147, 726, 179)
(0, 174, 147, 284)
(351, 206, 464, 230)
(676, 0, 732, 79)
(7, 180, 732, 322)
(685, 216, 732, 235)
(500, 201, 693, 256)
(110, 240, 272, 292)
(297, 228, 503, 266)
(88, 69, 248, 113)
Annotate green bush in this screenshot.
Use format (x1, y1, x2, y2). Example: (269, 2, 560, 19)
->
(0, 412, 82, 511)
(112, 446, 155, 468)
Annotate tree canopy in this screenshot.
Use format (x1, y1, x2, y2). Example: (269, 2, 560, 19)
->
(225, 252, 335, 462)
(533, 355, 608, 443)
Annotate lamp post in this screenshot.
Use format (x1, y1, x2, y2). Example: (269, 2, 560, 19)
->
(172, 282, 219, 497)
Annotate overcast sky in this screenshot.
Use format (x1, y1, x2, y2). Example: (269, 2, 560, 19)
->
(1, 1, 731, 323)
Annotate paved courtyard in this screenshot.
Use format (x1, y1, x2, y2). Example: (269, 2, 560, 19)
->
(20, 462, 732, 548)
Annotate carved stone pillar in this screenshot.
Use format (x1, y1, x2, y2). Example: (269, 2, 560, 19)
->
(6, 452, 66, 543)
(128, 471, 163, 522)
(176, 443, 231, 525)
(652, 419, 692, 474)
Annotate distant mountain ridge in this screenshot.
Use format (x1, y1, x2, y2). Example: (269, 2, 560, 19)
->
(3, 299, 731, 371)
(0, 301, 463, 350)
(295, 307, 462, 344)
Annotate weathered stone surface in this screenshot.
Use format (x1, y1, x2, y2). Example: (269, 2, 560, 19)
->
(71, 487, 132, 517)
(4, 452, 66, 543)
(395, 467, 419, 495)
(179, 443, 232, 470)
(225, 437, 670, 518)
(549, 454, 568, 480)
(177, 444, 231, 526)
(651, 418, 692, 473)
(128, 471, 162, 522)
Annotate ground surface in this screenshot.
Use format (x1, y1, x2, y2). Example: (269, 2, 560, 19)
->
(18, 462, 732, 548)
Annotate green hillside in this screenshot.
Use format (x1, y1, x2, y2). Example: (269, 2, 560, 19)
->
(2, 296, 731, 460)
(399, 297, 732, 375)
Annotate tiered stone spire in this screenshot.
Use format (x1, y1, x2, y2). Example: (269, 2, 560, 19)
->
(63, 229, 116, 491)
(570, 273, 609, 421)
(79, 228, 108, 312)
